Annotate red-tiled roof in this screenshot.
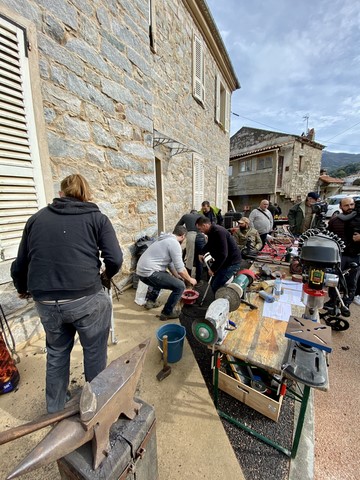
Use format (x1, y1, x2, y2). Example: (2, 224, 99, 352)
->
(230, 142, 291, 160)
(319, 175, 344, 184)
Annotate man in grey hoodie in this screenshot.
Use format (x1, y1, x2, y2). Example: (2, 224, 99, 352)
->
(136, 225, 197, 320)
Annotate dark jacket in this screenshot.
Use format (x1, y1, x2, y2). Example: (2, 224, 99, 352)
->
(200, 224, 241, 273)
(176, 213, 204, 231)
(287, 202, 305, 235)
(328, 213, 360, 257)
(11, 197, 123, 301)
(199, 206, 223, 226)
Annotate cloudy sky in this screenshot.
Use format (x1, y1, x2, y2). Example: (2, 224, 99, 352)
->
(206, 0, 360, 154)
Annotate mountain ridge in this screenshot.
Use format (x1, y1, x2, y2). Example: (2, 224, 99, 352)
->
(322, 151, 360, 172)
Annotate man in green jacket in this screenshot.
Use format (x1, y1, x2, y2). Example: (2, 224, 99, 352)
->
(287, 191, 320, 235)
(199, 200, 223, 226)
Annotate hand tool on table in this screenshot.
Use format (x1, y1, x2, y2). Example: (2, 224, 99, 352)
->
(156, 335, 172, 381)
(4, 339, 150, 479)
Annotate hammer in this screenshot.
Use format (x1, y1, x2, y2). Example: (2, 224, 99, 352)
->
(156, 335, 171, 381)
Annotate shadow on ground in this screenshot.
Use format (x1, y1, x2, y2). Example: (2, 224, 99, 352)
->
(180, 280, 293, 480)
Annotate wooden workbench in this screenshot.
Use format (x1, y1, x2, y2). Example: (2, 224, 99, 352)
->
(217, 292, 304, 375)
(212, 265, 328, 457)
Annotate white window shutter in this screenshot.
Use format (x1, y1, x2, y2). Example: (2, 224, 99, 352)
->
(216, 167, 224, 209)
(192, 34, 205, 103)
(215, 75, 220, 123)
(193, 154, 204, 209)
(224, 90, 230, 133)
(0, 17, 45, 262)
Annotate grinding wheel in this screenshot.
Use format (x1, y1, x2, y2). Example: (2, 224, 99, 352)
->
(215, 283, 243, 311)
(191, 318, 218, 345)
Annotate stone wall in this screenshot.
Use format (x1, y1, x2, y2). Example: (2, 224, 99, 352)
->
(152, 0, 231, 222)
(1, 0, 157, 344)
(0, 0, 234, 345)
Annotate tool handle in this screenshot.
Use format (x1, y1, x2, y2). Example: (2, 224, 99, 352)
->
(163, 335, 168, 368)
(0, 401, 80, 446)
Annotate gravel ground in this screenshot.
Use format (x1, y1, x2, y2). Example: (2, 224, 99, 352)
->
(180, 280, 293, 480)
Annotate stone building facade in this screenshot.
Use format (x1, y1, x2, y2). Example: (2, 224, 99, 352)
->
(229, 127, 324, 214)
(0, 0, 239, 344)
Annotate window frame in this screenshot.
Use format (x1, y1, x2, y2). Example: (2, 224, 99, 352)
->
(257, 156, 272, 171)
(216, 167, 224, 209)
(215, 74, 230, 132)
(148, 0, 157, 53)
(192, 33, 205, 104)
(193, 153, 204, 210)
(240, 159, 252, 173)
(0, 13, 47, 264)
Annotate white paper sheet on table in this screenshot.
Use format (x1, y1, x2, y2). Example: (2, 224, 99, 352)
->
(262, 301, 292, 322)
(282, 280, 303, 292)
(279, 291, 304, 307)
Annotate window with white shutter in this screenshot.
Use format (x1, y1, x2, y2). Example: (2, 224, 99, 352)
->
(216, 167, 224, 209)
(192, 33, 205, 104)
(193, 154, 204, 210)
(215, 74, 230, 133)
(0, 16, 45, 262)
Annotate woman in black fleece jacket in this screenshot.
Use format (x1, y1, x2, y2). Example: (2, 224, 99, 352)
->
(11, 174, 123, 413)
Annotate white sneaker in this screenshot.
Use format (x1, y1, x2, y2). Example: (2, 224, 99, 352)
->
(353, 295, 360, 306)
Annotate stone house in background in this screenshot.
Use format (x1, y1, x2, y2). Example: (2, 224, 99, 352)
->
(228, 127, 324, 215)
(0, 0, 239, 345)
(318, 170, 344, 198)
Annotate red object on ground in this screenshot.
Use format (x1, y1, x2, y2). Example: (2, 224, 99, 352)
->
(181, 289, 200, 305)
(0, 332, 20, 394)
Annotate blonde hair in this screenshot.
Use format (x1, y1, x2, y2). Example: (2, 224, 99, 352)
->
(60, 174, 92, 202)
(239, 217, 250, 226)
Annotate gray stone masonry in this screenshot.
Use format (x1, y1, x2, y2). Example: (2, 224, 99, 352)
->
(1, 0, 234, 344)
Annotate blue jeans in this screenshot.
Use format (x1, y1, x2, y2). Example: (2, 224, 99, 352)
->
(35, 289, 111, 413)
(211, 263, 241, 293)
(195, 233, 207, 282)
(138, 272, 185, 315)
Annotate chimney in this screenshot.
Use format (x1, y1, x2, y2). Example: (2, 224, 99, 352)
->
(307, 128, 315, 141)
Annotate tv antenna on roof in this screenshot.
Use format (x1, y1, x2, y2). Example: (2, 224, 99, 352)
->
(303, 114, 309, 134)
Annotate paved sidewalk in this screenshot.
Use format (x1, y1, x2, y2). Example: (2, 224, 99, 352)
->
(0, 289, 244, 480)
(2, 286, 356, 480)
(314, 303, 360, 480)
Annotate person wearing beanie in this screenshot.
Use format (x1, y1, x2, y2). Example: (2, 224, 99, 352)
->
(287, 191, 320, 235)
(233, 217, 262, 253)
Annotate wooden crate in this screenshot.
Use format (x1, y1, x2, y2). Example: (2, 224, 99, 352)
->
(216, 365, 284, 422)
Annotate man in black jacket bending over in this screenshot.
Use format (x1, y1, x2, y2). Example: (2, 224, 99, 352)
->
(11, 174, 123, 413)
(195, 217, 242, 293)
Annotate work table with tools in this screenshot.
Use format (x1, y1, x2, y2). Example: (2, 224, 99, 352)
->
(217, 291, 304, 375)
(211, 260, 330, 458)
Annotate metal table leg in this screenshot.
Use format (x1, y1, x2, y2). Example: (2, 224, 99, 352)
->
(213, 352, 310, 458)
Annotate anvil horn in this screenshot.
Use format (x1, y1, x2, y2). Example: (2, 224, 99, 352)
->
(6, 339, 150, 479)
